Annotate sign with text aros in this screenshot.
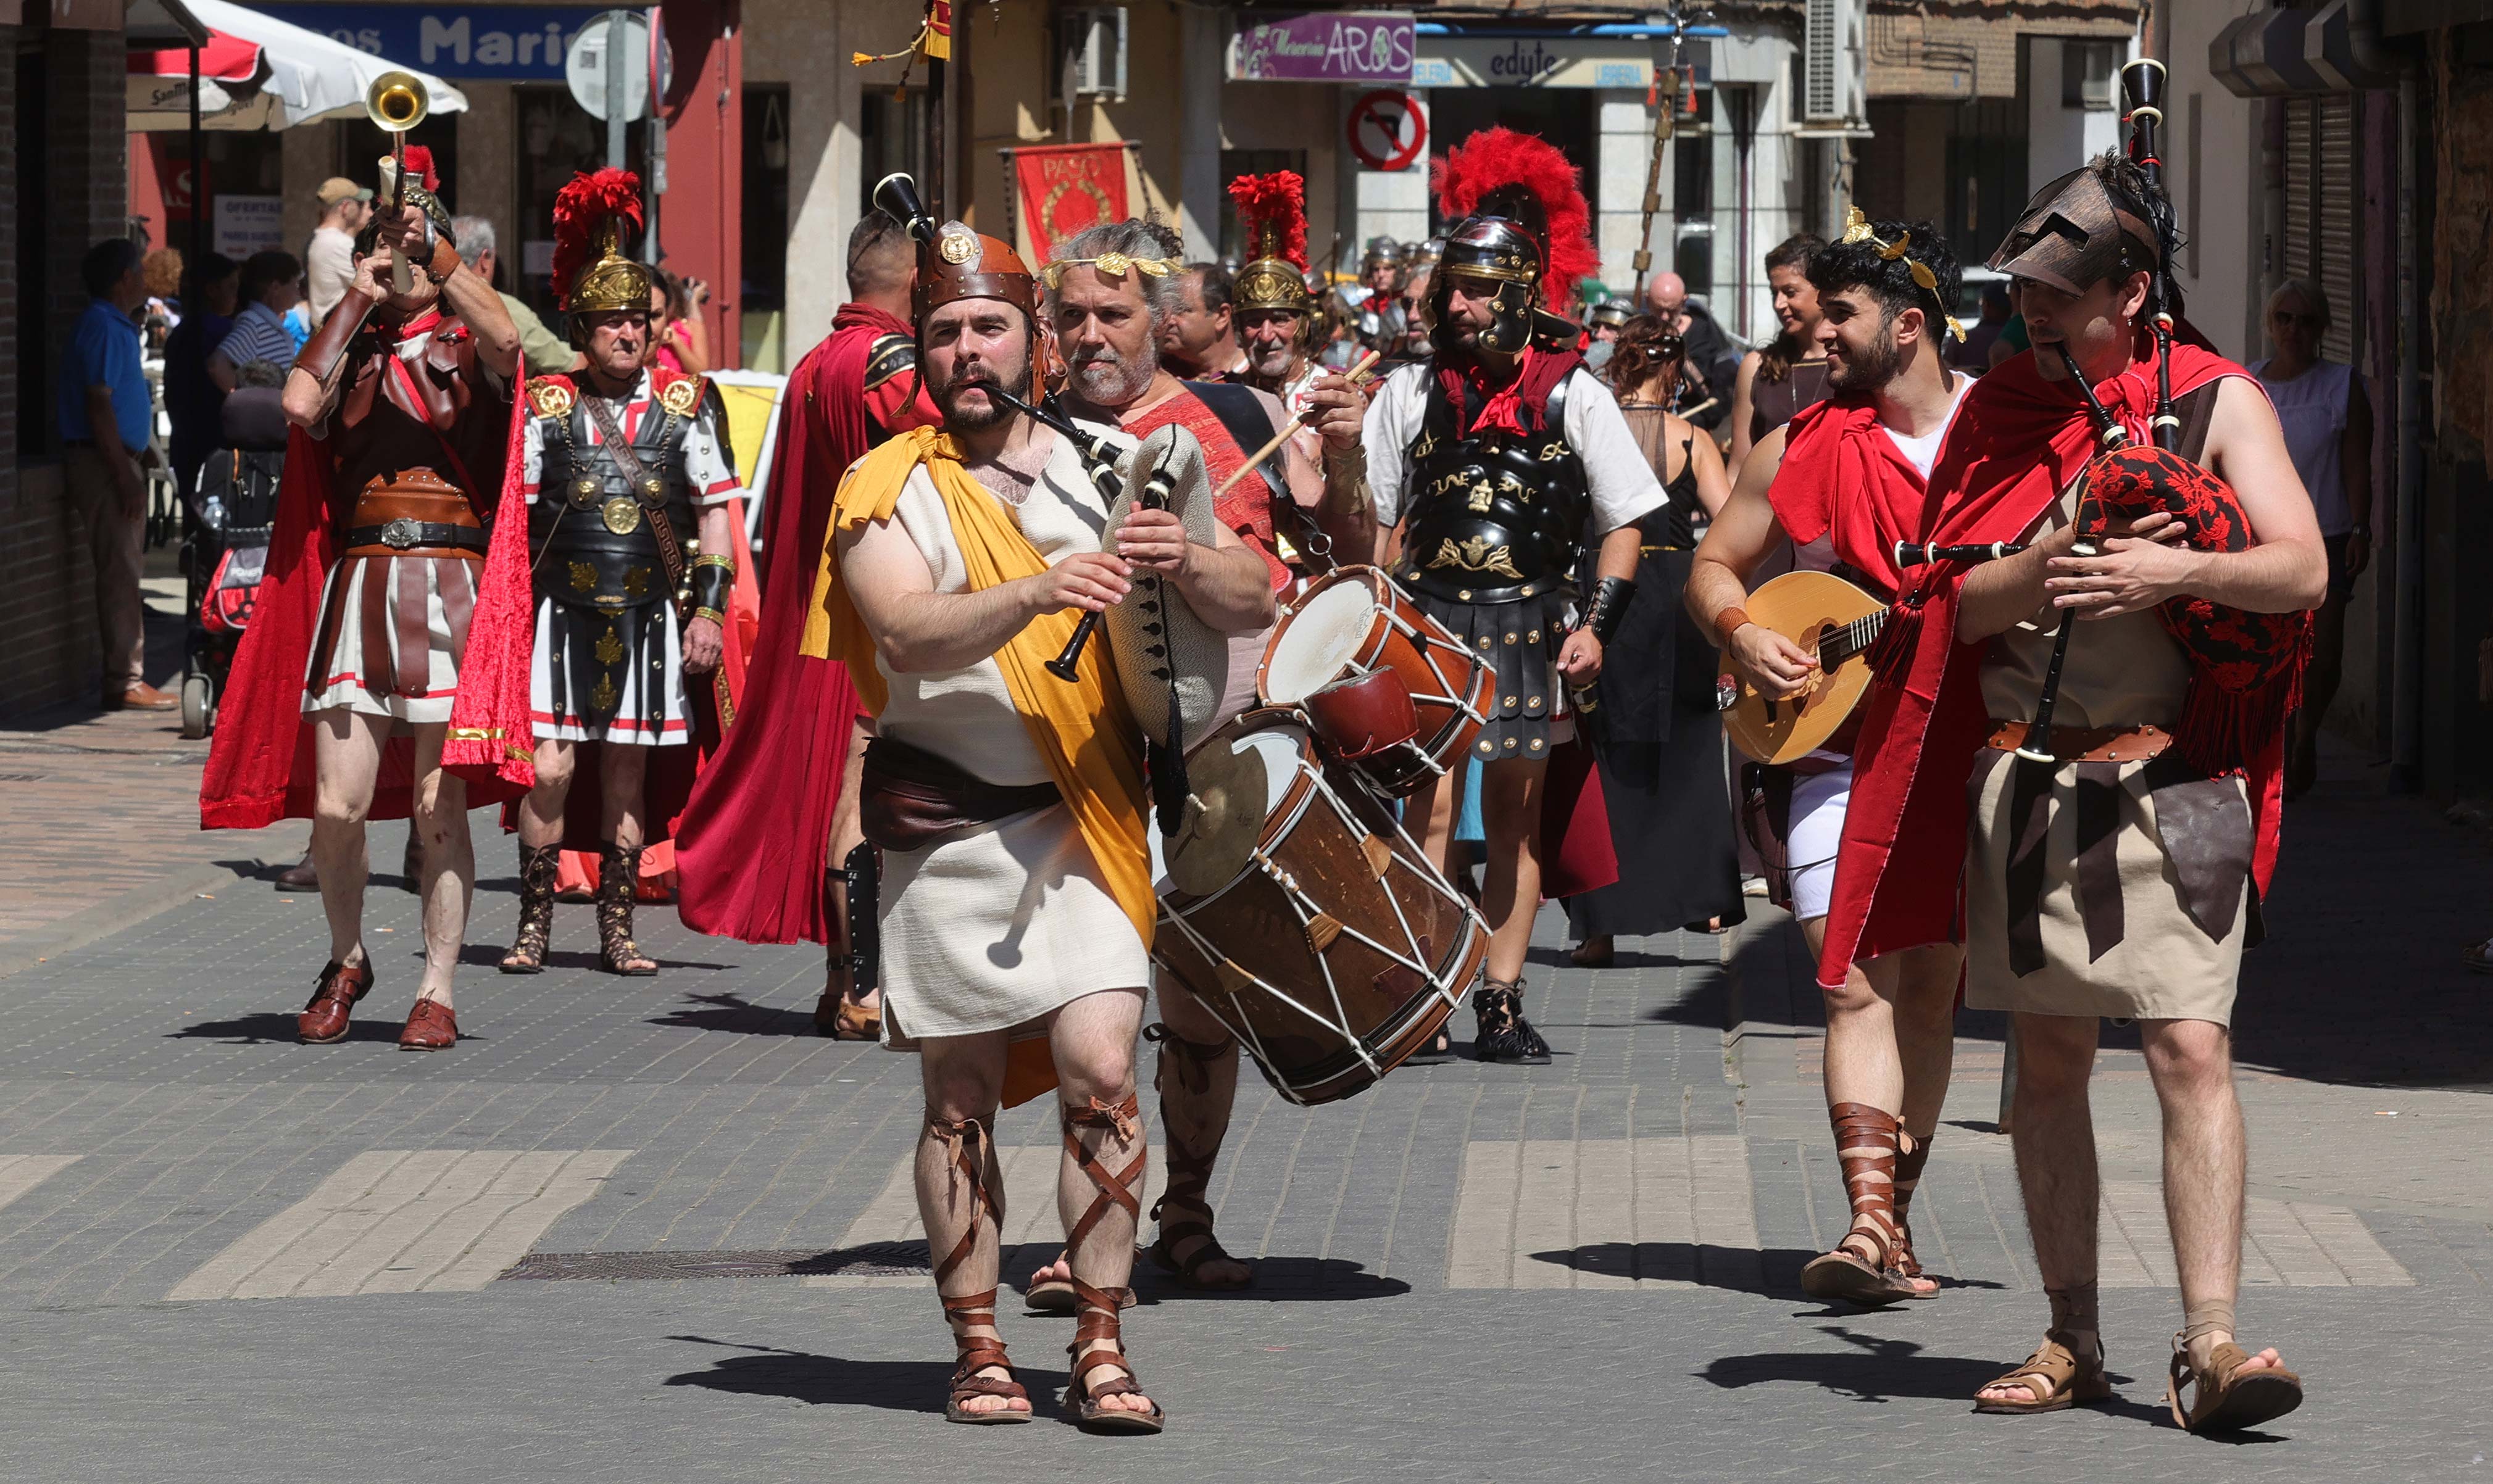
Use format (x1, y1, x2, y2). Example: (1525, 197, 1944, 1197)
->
(1228, 11, 1414, 84)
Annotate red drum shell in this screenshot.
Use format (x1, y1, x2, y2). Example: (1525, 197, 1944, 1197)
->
(1255, 565, 1491, 796)
(1302, 668, 1420, 760)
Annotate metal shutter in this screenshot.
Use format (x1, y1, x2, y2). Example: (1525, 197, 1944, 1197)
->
(2279, 95, 2360, 365)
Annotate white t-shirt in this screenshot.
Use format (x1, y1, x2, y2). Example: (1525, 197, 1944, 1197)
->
(2250, 357, 2355, 536)
(305, 226, 356, 326)
(1878, 370, 1974, 479)
(1360, 362, 1670, 534)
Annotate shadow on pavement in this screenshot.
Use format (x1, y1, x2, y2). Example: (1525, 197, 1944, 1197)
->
(648, 992, 820, 1037)
(167, 1011, 404, 1045)
(1699, 1325, 2169, 1423)
(662, 1335, 1039, 1414)
(450, 944, 731, 972)
(1130, 1256, 1411, 1302)
(1530, 1243, 1812, 1298)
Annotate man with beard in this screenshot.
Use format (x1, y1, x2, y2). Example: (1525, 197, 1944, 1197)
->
(1012, 215, 1369, 1304)
(801, 207, 1271, 1430)
(675, 208, 939, 1040)
(202, 149, 528, 1051)
(1159, 262, 1247, 381)
(1363, 129, 1663, 1063)
(1684, 213, 1973, 1306)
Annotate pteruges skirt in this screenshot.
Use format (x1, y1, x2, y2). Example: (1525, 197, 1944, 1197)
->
(1412, 587, 1575, 762)
(530, 598, 695, 745)
(302, 553, 476, 724)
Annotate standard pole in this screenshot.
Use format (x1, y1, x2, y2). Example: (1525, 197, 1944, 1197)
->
(604, 9, 628, 171)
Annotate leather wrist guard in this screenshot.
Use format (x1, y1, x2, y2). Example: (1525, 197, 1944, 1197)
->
(688, 556, 734, 617)
(1577, 576, 1636, 645)
(298, 288, 377, 383)
(422, 236, 462, 286)
(1711, 603, 1752, 647)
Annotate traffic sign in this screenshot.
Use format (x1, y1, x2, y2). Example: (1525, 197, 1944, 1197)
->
(565, 10, 670, 123)
(1346, 89, 1426, 172)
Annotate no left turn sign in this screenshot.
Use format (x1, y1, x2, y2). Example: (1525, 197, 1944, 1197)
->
(1346, 89, 1426, 172)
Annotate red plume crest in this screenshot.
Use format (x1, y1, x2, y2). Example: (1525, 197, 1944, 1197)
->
(398, 144, 441, 193)
(551, 167, 644, 309)
(1431, 128, 1599, 307)
(1227, 170, 1307, 271)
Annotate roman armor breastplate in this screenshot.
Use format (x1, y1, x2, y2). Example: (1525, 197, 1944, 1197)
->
(329, 321, 507, 520)
(529, 383, 697, 611)
(1399, 371, 1591, 604)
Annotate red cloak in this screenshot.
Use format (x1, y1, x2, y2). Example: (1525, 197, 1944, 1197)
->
(672, 302, 936, 944)
(1815, 338, 2262, 990)
(1768, 391, 1942, 599)
(202, 336, 531, 829)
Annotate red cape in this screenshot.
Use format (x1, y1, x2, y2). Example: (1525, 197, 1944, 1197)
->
(202, 352, 530, 829)
(1768, 392, 1939, 599)
(672, 302, 933, 944)
(1817, 338, 2263, 990)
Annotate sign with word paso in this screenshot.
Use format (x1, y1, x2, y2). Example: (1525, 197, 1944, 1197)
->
(1228, 11, 1414, 84)
(256, 4, 605, 81)
(1009, 143, 1136, 265)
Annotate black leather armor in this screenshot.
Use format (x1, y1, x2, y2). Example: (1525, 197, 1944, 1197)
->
(1397, 371, 1591, 604)
(528, 380, 698, 612)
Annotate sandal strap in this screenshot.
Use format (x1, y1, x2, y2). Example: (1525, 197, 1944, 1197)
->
(1826, 1101, 1907, 1268)
(1144, 1024, 1235, 1221)
(1060, 1093, 1146, 1258)
(2165, 1333, 2255, 1428)
(1987, 1331, 2097, 1403)
(925, 1116, 1001, 1290)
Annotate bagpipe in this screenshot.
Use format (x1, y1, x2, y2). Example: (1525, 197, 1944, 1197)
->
(1913, 56, 2309, 777)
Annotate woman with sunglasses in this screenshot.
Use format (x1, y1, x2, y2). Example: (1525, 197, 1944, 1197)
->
(1565, 315, 1745, 966)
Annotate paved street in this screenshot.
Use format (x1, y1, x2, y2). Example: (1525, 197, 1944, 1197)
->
(1, 715, 2488, 1480)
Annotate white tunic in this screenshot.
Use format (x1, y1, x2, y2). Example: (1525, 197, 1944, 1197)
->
(867, 425, 1152, 1042)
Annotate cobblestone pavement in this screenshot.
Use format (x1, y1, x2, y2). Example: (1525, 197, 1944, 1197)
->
(0, 745, 2487, 1481)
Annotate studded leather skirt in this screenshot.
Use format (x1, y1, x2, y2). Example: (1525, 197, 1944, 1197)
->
(1412, 586, 1575, 763)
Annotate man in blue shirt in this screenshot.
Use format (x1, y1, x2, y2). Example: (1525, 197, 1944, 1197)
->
(59, 237, 175, 709)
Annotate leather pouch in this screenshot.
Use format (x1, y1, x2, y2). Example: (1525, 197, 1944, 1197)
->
(859, 737, 1060, 853)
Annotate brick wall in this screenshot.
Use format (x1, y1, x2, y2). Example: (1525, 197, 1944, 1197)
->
(1, 21, 130, 716)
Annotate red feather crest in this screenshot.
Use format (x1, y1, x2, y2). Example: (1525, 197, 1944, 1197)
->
(1431, 128, 1599, 307)
(551, 168, 644, 309)
(1227, 170, 1307, 272)
(399, 144, 441, 193)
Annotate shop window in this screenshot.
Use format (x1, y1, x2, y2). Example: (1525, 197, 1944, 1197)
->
(514, 83, 647, 321)
(862, 85, 938, 217)
(16, 45, 51, 461)
(743, 84, 789, 314)
(1216, 149, 1307, 267)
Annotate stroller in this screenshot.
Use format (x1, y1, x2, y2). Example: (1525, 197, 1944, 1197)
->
(179, 387, 288, 739)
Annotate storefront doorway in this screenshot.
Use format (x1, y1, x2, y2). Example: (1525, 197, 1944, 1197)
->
(1425, 87, 1597, 233)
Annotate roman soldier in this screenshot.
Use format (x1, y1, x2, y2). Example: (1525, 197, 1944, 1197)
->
(462, 169, 745, 979)
(1226, 170, 1366, 576)
(1359, 128, 1667, 1062)
(1351, 234, 1409, 359)
(201, 146, 530, 1051)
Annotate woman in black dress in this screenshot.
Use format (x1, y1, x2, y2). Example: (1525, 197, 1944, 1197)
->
(1569, 317, 1744, 964)
(1727, 233, 1831, 474)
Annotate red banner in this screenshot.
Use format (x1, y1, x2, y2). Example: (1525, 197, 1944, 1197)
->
(1011, 143, 1133, 266)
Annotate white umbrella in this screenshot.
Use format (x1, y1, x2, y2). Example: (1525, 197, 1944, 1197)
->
(127, 0, 466, 132)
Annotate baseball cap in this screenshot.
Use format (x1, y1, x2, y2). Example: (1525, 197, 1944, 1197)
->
(316, 176, 374, 207)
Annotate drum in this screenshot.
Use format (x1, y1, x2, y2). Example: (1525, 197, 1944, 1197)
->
(1154, 710, 1488, 1106)
(1256, 565, 1491, 795)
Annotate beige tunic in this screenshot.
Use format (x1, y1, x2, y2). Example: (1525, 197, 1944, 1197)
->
(869, 428, 1152, 1043)
(1963, 487, 2252, 1026)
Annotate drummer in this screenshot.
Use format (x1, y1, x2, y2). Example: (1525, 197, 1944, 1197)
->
(799, 210, 1272, 1431)
(1017, 217, 1368, 1306)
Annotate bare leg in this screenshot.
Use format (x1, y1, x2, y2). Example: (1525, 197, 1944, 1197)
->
(515, 736, 575, 849)
(2288, 588, 2345, 794)
(1146, 984, 1248, 1285)
(1415, 757, 1465, 877)
(914, 1029, 1025, 1418)
(1051, 987, 1155, 1418)
(1476, 756, 1546, 985)
(599, 744, 648, 851)
(2141, 1018, 2286, 1380)
(406, 722, 472, 1008)
(309, 708, 386, 969)
(1977, 1013, 2103, 1404)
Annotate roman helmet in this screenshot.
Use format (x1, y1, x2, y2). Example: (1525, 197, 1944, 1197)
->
(870, 171, 1038, 324)
(1360, 235, 1405, 284)
(1228, 169, 1314, 343)
(551, 167, 652, 348)
(1429, 128, 1600, 355)
(1988, 157, 2161, 296)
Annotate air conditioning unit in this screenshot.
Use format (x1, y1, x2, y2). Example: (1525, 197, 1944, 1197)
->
(1062, 7, 1128, 101)
(1802, 0, 1866, 126)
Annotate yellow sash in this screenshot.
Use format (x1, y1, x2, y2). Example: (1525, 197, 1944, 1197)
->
(800, 426, 1154, 953)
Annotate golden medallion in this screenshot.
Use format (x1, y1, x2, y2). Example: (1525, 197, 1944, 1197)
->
(601, 497, 643, 535)
(659, 377, 701, 417)
(938, 226, 978, 265)
(528, 380, 575, 418)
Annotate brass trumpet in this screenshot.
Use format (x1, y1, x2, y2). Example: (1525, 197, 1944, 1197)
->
(365, 70, 428, 294)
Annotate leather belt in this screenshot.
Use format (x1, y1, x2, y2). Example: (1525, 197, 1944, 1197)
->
(1984, 719, 2173, 763)
(342, 520, 490, 559)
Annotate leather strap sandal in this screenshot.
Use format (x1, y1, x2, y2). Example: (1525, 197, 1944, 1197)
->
(1064, 1279, 1165, 1434)
(1143, 1026, 1252, 1291)
(595, 843, 658, 976)
(500, 844, 559, 974)
(2165, 1332, 2304, 1434)
(1473, 979, 1552, 1064)
(941, 1288, 1031, 1425)
(1799, 1103, 1933, 1307)
(1973, 1329, 2112, 1414)
(1891, 1128, 1934, 1284)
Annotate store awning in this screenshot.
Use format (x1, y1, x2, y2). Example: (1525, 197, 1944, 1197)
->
(126, 0, 467, 132)
(2212, 0, 2404, 97)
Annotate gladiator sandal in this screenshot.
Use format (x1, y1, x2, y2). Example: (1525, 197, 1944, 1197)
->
(2164, 1302, 2304, 1434)
(925, 1113, 1030, 1425)
(595, 843, 657, 976)
(1142, 1024, 1252, 1291)
(1799, 1103, 1931, 1307)
(499, 844, 560, 974)
(1473, 978, 1552, 1064)
(1059, 1093, 1162, 1434)
(1975, 1282, 2111, 1415)
(1891, 1129, 1935, 1284)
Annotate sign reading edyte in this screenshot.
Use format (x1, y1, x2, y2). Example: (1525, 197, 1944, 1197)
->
(1228, 11, 1415, 84)
(256, 4, 606, 81)
(1412, 37, 1656, 89)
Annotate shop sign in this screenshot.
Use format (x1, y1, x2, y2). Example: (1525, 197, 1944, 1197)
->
(256, 4, 606, 81)
(1412, 37, 1654, 90)
(1228, 11, 1415, 84)
(213, 196, 286, 259)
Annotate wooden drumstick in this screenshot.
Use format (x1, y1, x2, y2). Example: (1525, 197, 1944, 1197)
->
(1209, 349, 1383, 500)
